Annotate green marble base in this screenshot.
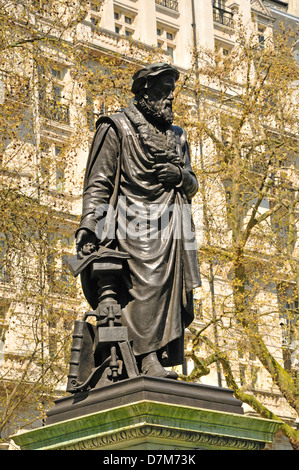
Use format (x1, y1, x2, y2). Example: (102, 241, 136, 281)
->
(11, 399, 280, 450)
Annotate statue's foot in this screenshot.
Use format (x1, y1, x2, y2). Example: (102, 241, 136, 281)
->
(141, 352, 178, 380)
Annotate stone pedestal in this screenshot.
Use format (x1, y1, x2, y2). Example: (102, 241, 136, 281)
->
(11, 377, 281, 450)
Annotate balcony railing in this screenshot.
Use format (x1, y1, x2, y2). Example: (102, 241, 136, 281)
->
(155, 0, 179, 12)
(0, 266, 10, 283)
(40, 100, 70, 125)
(213, 6, 234, 28)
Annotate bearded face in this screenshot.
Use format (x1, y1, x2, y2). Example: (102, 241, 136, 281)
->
(136, 74, 176, 126)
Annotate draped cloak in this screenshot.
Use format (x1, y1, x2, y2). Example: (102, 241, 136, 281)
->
(78, 105, 201, 366)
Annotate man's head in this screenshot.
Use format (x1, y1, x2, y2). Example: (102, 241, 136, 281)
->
(131, 63, 179, 125)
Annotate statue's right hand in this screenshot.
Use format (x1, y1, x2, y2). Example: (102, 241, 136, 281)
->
(76, 229, 97, 257)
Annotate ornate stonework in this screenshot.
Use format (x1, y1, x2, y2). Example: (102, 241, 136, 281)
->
(56, 423, 265, 451)
(11, 397, 281, 451)
(251, 0, 271, 15)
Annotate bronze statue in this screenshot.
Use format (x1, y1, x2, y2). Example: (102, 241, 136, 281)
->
(67, 63, 200, 391)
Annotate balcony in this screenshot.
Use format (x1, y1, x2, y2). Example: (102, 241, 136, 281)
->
(40, 100, 70, 125)
(0, 266, 10, 284)
(155, 0, 179, 12)
(213, 6, 234, 28)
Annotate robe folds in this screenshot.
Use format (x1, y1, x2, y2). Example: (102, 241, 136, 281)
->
(79, 106, 201, 366)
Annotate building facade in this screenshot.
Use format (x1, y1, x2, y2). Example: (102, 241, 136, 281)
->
(83, 0, 298, 71)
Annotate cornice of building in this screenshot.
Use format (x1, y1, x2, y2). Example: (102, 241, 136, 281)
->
(269, 5, 299, 19)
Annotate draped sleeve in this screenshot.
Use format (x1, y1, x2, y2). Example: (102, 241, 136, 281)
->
(79, 123, 120, 234)
(180, 140, 198, 199)
(172, 127, 198, 200)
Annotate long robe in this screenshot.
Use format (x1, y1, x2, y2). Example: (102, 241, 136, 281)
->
(78, 106, 201, 366)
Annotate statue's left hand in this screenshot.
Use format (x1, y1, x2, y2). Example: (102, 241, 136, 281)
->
(154, 163, 181, 185)
(76, 229, 97, 257)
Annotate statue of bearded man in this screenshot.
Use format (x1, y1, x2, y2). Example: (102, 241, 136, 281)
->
(76, 63, 201, 379)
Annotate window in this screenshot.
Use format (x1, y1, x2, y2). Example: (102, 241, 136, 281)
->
(32, 0, 48, 14)
(250, 366, 259, 388)
(86, 96, 95, 131)
(270, 198, 295, 252)
(0, 71, 30, 105)
(46, 249, 55, 285)
(0, 338, 4, 364)
(114, 9, 136, 38)
(258, 25, 266, 49)
(237, 343, 260, 388)
(91, 16, 99, 26)
(54, 85, 62, 103)
(0, 300, 10, 364)
(54, 147, 65, 192)
(38, 65, 70, 125)
(278, 283, 298, 348)
(238, 347, 244, 359)
(0, 79, 4, 106)
(193, 299, 202, 319)
(55, 146, 62, 158)
(40, 155, 51, 183)
(51, 68, 62, 80)
(86, 94, 106, 131)
(63, 316, 73, 331)
(215, 41, 232, 57)
(89, 1, 101, 26)
(213, 0, 227, 7)
(249, 352, 256, 361)
(48, 310, 58, 358)
(90, 1, 101, 12)
(167, 45, 174, 58)
(278, 283, 299, 373)
(56, 167, 65, 192)
(0, 236, 9, 283)
(46, 233, 77, 296)
(156, 23, 177, 59)
(61, 254, 76, 295)
(56, 166, 65, 192)
(239, 364, 246, 386)
(258, 33, 265, 44)
(38, 142, 69, 192)
(213, 0, 234, 28)
(0, 238, 6, 280)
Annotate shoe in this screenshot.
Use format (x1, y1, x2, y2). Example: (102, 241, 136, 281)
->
(141, 352, 178, 379)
